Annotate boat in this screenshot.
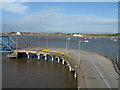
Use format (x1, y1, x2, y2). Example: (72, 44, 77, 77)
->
(82, 38, 87, 40)
(113, 39, 117, 42)
(50, 37, 55, 39)
(84, 40, 89, 43)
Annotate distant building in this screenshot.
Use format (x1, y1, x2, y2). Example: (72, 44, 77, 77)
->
(73, 34, 83, 37)
(7, 32, 16, 35)
(16, 32, 21, 35)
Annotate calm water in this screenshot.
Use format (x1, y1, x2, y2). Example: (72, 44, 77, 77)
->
(2, 35, 119, 88)
(2, 54, 77, 88)
(11, 35, 119, 60)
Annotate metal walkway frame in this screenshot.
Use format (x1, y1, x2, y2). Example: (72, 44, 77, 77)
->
(0, 35, 17, 52)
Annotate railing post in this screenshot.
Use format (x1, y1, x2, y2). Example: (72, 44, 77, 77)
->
(74, 72, 77, 78)
(57, 57, 60, 63)
(67, 61, 69, 66)
(69, 65, 72, 71)
(45, 55, 47, 61)
(52, 55, 54, 62)
(37, 54, 40, 60)
(62, 59, 64, 65)
(27, 53, 30, 59)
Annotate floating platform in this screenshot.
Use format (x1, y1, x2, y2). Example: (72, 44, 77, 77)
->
(7, 52, 18, 58)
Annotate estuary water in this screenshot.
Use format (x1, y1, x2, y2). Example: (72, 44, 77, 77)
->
(2, 54, 77, 88)
(11, 35, 118, 60)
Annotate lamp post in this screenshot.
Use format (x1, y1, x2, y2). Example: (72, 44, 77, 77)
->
(66, 37, 70, 53)
(15, 35, 19, 50)
(115, 35, 119, 74)
(116, 34, 120, 64)
(46, 36, 48, 48)
(36, 35, 40, 52)
(66, 37, 67, 52)
(97, 38, 100, 53)
(67, 37, 70, 49)
(78, 40, 81, 69)
(38, 35, 39, 50)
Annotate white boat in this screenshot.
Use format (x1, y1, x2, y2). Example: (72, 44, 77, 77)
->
(113, 39, 117, 41)
(84, 40, 89, 43)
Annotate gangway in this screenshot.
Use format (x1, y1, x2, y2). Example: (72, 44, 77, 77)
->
(0, 36, 17, 52)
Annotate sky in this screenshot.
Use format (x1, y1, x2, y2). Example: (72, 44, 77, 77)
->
(0, 1, 119, 33)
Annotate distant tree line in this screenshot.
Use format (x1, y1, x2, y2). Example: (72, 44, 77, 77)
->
(87, 33, 120, 37)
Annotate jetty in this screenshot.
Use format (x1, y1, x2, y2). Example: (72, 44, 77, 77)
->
(7, 47, 77, 78)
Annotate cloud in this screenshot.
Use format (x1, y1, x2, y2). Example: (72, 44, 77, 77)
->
(1, 2, 29, 15)
(19, 0, 119, 2)
(2, 7, 118, 33)
(1, 0, 18, 2)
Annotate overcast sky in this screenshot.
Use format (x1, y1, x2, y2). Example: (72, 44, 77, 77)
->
(0, 1, 118, 33)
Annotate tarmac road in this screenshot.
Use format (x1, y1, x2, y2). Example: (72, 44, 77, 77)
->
(69, 49, 118, 88)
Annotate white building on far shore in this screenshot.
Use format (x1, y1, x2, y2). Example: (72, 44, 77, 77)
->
(16, 32, 21, 35)
(73, 34, 83, 37)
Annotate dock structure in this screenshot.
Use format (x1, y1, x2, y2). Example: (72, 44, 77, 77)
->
(6, 47, 119, 88)
(7, 48, 77, 77)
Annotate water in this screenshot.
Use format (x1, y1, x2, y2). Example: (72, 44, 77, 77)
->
(10, 35, 119, 60)
(2, 35, 119, 88)
(2, 55, 77, 88)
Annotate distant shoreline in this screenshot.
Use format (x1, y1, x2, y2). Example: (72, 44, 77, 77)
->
(2, 34, 119, 39)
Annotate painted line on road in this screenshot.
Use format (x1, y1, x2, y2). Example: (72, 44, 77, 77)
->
(91, 60, 111, 89)
(84, 55, 111, 89)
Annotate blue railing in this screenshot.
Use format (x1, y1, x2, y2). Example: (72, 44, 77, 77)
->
(0, 35, 16, 52)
